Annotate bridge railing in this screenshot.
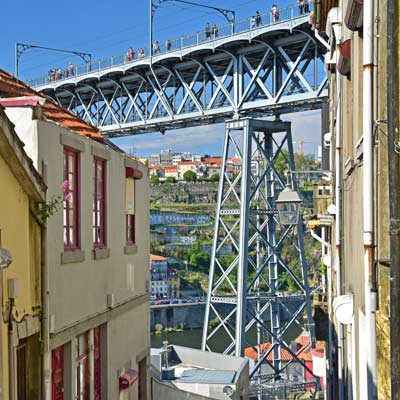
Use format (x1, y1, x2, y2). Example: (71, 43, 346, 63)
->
(27, 3, 312, 88)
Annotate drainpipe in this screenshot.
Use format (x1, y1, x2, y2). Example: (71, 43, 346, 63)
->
(41, 161, 51, 400)
(387, 0, 400, 396)
(334, 61, 345, 400)
(363, 0, 377, 398)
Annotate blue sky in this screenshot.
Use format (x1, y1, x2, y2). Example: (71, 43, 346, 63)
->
(0, 0, 320, 156)
(113, 110, 321, 157)
(0, 0, 296, 79)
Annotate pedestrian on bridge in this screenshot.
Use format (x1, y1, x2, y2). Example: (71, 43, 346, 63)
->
(255, 11, 262, 26)
(153, 41, 160, 54)
(205, 23, 211, 40)
(271, 4, 280, 22)
(166, 39, 172, 51)
(69, 62, 74, 76)
(250, 15, 256, 28)
(298, 0, 304, 14)
(304, 0, 309, 13)
(212, 24, 219, 38)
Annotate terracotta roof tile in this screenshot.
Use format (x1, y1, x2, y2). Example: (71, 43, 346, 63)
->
(150, 254, 167, 261)
(203, 157, 222, 165)
(0, 69, 102, 140)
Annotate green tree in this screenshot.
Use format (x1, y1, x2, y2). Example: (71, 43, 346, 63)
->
(150, 174, 159, 185)
(189, 251, 211, 269)
(165, 176, 176, 184)
(209, 173, 220, 182)
(183, 170, 197, 182)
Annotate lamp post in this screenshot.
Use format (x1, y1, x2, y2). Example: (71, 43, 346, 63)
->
(15, 43, 91, 79)
(275, 182, 302, 226)
(0, 247, 13, 400)
(150, 0, 236, 60)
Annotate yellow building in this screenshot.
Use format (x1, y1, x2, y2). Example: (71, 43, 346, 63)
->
(0, 107, 46, 399)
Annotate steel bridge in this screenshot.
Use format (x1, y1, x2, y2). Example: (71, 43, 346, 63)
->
(31, 5, 327, 137)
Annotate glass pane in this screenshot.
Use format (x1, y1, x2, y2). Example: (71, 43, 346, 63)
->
(69, 154, 75, 174)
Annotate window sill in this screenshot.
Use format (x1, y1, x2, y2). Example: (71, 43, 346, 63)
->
(61, 250, 85, 264)
(93, 247, 110, 260)
(124, 244, 138, 255)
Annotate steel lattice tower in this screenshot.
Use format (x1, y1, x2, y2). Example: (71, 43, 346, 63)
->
(201, 118, 319, 399)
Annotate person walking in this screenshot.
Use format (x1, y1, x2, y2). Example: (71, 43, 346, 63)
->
(212, 24, 219, 38)
(205, 22, 211, 40)
(250, 15, 256, 28)
(166, 39, 172, 51)
(255, 11, 262, 27)
(271, 4, 280, 22)
(298, 0, 304, 14)
(304, 0, 309, 13)
(69, 62, 74, 76)
(153, 41, 160, 54)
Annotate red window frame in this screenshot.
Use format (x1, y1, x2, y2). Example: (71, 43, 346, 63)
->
(94, 327, 102, 400)
(93, 158, 106, 247)
(76, 333, 90, 400)
(126, 214, 135, 245)
(64, 148, 80, 250)
(51, 346, 64, 400)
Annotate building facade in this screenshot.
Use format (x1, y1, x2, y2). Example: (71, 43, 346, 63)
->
(150, 254, 180, 299)
(0, 70, 151, 400)
(313, 0, 392, 398)
(0, 107, 46, 400)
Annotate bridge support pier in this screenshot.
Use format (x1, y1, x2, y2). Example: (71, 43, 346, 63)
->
(202, 117, 318, 399)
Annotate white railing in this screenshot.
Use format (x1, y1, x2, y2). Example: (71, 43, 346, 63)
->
(27, 3, 311, 88)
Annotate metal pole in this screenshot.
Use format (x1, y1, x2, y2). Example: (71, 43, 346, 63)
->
(15, 44, 18, 78)
(387, 0, 400, 397)
(235, 120, 252, 357)
(362, 0, 377, 398)
(150, 0, 153, 62)
(8, 300, 15, 400)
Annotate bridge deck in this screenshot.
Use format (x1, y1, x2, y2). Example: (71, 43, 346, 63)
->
(30, 4, 328, 136)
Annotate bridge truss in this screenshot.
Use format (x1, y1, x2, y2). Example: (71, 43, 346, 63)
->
(37, 18, 327, 136)
(201, 118, 319, 399)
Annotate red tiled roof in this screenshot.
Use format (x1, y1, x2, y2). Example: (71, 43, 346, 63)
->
(203, 157, 222, 165)
(245, 335, 325, 363)
(150, 254, 167, 261)
(164, 166, 178, 172)
(0, 70, 102, 140)
(177, 161, 200, 165)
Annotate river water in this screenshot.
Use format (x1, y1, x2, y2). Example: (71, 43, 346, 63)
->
(151, 324, 302, 352)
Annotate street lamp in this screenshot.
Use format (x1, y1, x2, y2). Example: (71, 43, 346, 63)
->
(150, 0, 236, 60)
(275, 184, 302, 226)
(0, 248, 12, 269)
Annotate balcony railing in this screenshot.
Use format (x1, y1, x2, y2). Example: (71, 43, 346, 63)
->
(27, 3, 312, 88)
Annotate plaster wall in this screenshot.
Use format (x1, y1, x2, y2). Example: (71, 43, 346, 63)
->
(0, 149, 42, 399)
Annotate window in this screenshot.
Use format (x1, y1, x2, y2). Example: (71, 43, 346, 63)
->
(126, 214, 135, 245)
(52, 346, 64, 400)
(64, 148, 79, 250)
(94, 327, 102, 400)
(93, 158, 106, 247)
(125, 174, 135, 245)
(76, 333, 90, 400)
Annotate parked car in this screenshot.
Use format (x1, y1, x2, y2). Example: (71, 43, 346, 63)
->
(155, 299, 164, 305)
(170, 299, 180, 304)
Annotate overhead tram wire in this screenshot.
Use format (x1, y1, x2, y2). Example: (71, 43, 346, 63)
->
(20, 4, 228, 77)
(20, 0, 273, 77)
